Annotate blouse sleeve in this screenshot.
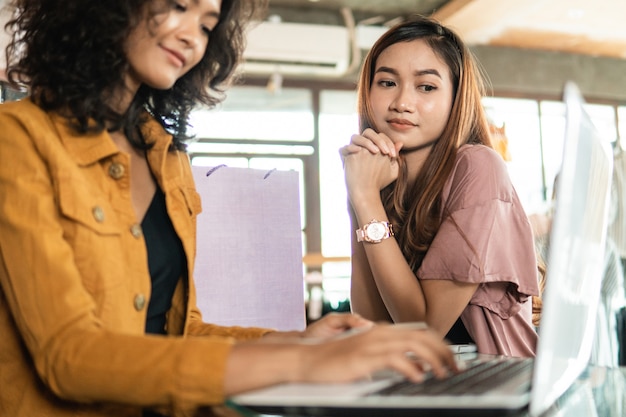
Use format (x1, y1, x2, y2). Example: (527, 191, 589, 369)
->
(418, 145, 539, 319)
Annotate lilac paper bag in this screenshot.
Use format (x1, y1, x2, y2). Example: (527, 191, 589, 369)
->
(192, 165, 306, 331)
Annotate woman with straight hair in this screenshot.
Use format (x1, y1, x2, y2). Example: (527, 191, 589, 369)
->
(341, 15, 540, 357)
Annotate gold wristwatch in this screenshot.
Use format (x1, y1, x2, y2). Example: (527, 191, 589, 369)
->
(356, 219, 394, 243)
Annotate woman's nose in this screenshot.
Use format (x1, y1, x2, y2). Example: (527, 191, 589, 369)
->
(177, 18, 203, 48)
(391, 89, 416, 112)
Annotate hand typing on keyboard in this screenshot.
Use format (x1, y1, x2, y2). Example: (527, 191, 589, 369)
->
(373, 357, 533, 396)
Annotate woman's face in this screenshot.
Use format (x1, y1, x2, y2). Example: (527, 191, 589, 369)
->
(124, 0, 221, 92)
(369, 38, 454, 153)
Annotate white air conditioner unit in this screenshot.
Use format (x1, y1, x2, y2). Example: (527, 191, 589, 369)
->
(242, 21, 350, 77)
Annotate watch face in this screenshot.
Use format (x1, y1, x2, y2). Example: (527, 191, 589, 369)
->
(366, 222, 386, 241)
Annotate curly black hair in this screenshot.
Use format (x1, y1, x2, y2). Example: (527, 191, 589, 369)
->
(4, 0, 267, 151)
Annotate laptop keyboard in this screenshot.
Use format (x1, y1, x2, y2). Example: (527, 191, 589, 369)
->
(372, 357, 534, 396)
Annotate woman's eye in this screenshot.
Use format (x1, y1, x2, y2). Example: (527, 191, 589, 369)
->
(201, 26, 212, 36)
(174, 2, 186, 11)
(377, 80, 396, 88)
(419, 85, 437, 92)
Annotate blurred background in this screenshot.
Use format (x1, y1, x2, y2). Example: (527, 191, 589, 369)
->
(2, 0, 625, 320)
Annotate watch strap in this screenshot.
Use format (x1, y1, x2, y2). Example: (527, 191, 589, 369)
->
(356, 220, 394, 243)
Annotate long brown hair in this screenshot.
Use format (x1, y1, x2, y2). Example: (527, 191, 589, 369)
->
(356, 15, 493, 271)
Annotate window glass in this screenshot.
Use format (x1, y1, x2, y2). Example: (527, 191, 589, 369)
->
(539, 100, 566, 204)
(319, 90, 358, 278)
(187, 142, 314, 156)
(619, 106, 626, 150)
(585, 103, 618, 144)
(0, 81, 27, 102)
(319, 90, 357, 259)
(189, 86, 313, 142)
(483, 97, 544, 213)
(540, 101, 617, 205)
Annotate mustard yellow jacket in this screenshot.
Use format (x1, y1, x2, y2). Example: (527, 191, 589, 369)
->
(0, 98, 271, 417)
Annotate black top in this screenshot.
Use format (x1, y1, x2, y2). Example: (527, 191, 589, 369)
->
(445, 317, 475, 345)
(141, 187, 186, 335)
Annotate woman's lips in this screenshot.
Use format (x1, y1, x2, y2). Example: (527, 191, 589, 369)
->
(387, 118, 416, 130)
(162, 47, 185, 67)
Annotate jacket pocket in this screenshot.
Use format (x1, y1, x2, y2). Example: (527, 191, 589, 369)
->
(57, 177, 121, 235)
(57, 175, 125, 293)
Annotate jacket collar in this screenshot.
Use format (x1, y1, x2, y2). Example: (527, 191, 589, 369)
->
(51, 112, 174, 168)
(52, 113, 118, 166)
(143, 117, 178, 189)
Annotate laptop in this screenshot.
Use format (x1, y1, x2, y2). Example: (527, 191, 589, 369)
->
(229, 81, 614, 417)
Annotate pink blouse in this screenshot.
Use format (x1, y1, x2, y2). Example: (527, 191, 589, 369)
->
(418, 144, 539, 357)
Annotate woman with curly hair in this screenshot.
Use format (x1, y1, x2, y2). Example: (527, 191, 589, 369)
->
(341, 15, 540, 357)
(0, 2, 457, 416)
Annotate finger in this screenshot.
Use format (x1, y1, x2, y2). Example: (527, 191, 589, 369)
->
(350, 133, 381, 154)
(361, 130, 396, 157)
(408, 333, 458, 378)
(339, 144, 364, 158)
(343, 313, 375, 330)
(384, 353, 428, 383)
(310, 313, 367, 338)
(360, 330, 441, 382)
(332, 321, 375, 340)
(373, 325, 454, 379)
(408, 345, 450, 379)
(327, 313, 373, 334)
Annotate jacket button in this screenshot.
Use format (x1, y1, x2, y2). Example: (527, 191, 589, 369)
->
(134, 294, 146, 311)
(92, 206, 105, 223)
(108, 163, 125, 180)
(130, 224, 142, 238)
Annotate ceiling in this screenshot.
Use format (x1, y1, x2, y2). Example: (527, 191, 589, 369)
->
(267, 0, 626, 59)
(2, 0, 625, 64)
(3, 0, 625, 83)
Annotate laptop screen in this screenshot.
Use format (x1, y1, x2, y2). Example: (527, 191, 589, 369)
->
(529, 82, 614, 416)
